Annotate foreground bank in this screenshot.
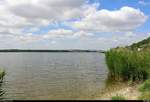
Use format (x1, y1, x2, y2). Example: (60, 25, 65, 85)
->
(103, 37, 150, 100)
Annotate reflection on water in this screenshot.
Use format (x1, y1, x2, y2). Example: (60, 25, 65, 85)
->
(0, 83, 4, 100)
(0, 52, 108, 100)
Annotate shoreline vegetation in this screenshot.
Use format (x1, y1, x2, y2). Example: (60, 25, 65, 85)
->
(103, 37, 150, 100)
(0, 49, 105, 53)
(0, 37, 150, 100)
(0, 69, 5, 82)
(0, 69, 5, 98)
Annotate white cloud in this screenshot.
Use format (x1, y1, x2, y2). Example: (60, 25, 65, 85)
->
(0, 0, 91, 45)
(43, 29, 93, 39)
(125, 32, 135, 37)
(43, 29, 73, 38)
(8, 0, 85, 22)
(1, 1, 147, 34)
(0, 0, 87, 36)
(0, 0, 92, 37)
(73, 31, 94, 38)
(73, 6, 148, 32)
(0, 0, 148, 49)
(139, 0, 150, 6)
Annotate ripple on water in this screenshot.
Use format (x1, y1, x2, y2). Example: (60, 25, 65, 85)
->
(0, 52, 108, 100)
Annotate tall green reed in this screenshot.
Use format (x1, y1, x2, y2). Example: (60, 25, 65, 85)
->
(105, 48, 150, 82)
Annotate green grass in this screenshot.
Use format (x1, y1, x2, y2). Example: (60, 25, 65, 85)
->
(139, 91, 150, 100)
(105, 48, 150, 82)
(111, 94, 126, 100)
(129, 37, 150, 50)
(138, 80, 150, 100)
(139, 79, 150, 92)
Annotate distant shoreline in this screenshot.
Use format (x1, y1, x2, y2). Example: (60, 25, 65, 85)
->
(0, 49, 105, 53)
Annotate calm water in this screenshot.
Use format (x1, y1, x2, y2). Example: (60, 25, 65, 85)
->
(0, 52, 108, 100)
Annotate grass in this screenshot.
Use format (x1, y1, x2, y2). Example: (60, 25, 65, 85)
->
(105, 47, 150, 82)
(139, 79, 150, 92)
(111, 94, 126, 100)
(138, 79, 150, 100)
(139, 91, 150, 100)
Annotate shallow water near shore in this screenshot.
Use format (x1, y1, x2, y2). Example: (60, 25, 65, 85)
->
(0, 52, 108, 100)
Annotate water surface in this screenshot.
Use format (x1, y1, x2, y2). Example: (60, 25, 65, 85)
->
(0, 52, 108, 100)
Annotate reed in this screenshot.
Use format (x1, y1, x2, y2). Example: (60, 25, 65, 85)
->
(0, 69, 5, 82)
(105, 48, 150, 82)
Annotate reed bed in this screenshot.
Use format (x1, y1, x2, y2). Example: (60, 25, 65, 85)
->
(105, 48, 150, 82)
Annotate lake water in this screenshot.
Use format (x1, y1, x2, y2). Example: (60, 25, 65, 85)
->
(0, 52, 108, 100)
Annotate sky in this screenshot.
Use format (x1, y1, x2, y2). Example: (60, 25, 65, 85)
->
(0, 0, 150, 50)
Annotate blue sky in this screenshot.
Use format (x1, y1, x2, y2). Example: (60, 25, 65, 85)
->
(0, 0, 150, 50)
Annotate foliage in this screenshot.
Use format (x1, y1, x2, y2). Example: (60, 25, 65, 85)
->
(128, 37, 150, 50)
(139, 91, 150, 100)
(139, 79, 150, 92)
(138, 80, 150, 100)
(105, 48, 150, 82)
(105, 36, 150, 100)
(111, 94, 126, 100)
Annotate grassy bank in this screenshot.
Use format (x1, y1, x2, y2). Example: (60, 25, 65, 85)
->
(105, 47, 150, 100)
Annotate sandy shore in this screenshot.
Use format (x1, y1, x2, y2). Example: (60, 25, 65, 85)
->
(92, 82, 141, 100)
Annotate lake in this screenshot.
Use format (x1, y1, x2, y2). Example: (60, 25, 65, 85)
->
(0, 52, 108, 100)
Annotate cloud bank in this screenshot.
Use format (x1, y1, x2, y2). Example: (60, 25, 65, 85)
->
(0, 0, 148, 50)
